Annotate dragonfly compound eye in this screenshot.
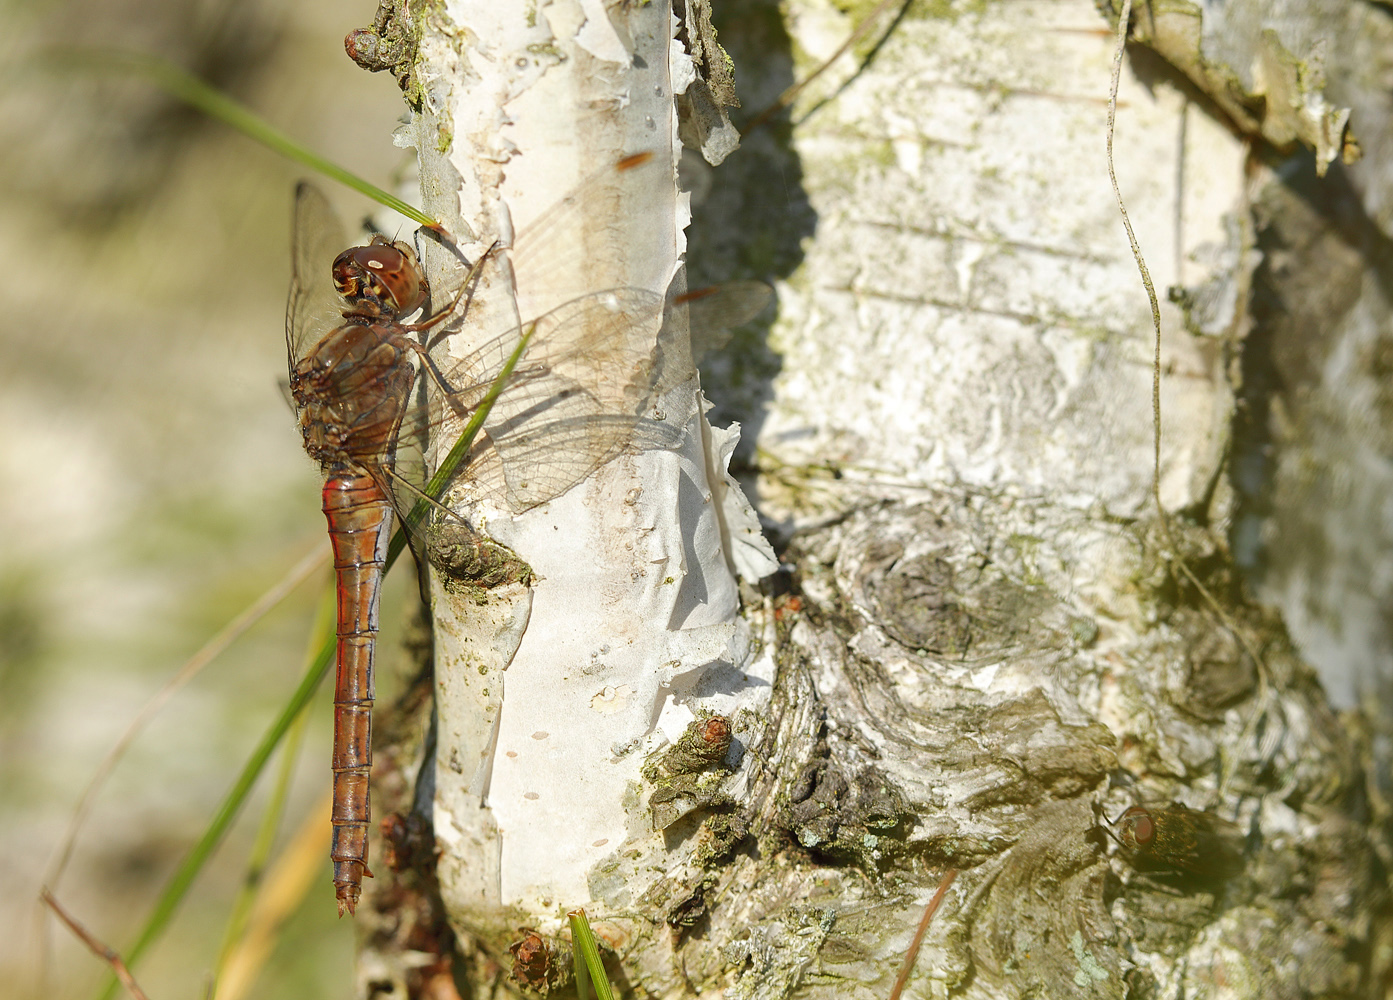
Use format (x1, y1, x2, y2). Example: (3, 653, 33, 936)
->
(332, 244, 427, 316)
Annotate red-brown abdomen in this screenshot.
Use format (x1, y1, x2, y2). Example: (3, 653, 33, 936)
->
(322, 471, 395, 916)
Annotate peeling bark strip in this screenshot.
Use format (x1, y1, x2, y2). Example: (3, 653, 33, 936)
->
(1099, 0, 1360, 176)
(354, 0, 1393, 995)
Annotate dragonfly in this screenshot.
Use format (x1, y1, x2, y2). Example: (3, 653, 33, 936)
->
(286, 153, 771, 915)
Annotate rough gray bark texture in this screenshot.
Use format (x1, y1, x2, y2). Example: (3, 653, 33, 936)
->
(687, 0, 1391, 996)
(357, 0, 1393, 997)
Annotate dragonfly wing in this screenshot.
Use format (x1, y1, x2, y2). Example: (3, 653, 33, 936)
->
(287, 182, 351, 368)
(508, 152, 665, 322)
(653, 279, 775, 394)
(490, 414, 682, 511)
(683, 279, 774, 365)
(429, 287, 671, 512)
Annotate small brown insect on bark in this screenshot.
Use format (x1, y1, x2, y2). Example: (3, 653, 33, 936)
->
(1111, 804, 1246, 880)
(509, 930, 571, 994)
(380, 810, 435, 873)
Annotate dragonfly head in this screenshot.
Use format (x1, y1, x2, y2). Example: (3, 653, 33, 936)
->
(332, 237, 428, 319)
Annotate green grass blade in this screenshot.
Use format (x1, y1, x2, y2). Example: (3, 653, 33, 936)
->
(96, 606, 337, 1000)
(42, 49, 442, 231)
(568, 909, 615, 1000)
(575, 944, 591, 1000)
(212, 702, 311, 977)
(211, 587, 332, 988)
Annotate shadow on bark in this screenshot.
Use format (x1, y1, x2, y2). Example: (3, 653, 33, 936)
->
(1232, 148, 1393, 782)
(684, 0, 815, 469)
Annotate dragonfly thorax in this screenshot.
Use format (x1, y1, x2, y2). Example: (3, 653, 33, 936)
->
(291, 321, 417, 472)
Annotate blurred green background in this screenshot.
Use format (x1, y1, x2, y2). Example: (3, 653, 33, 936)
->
(0, 1, 423, 997)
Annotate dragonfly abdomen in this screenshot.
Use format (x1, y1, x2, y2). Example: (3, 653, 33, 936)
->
(322, 470, 394, 916)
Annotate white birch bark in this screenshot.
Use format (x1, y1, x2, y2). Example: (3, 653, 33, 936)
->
(358, 0, 1391, 996)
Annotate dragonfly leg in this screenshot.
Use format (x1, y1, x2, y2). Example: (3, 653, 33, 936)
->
(402, 240, 502, 347)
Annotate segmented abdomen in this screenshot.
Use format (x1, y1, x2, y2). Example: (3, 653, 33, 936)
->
(322, 471, 395, 916)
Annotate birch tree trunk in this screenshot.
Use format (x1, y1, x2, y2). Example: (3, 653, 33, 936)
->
(349, 0, 1393, 997)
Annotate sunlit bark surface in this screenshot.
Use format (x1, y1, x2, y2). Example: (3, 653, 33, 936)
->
(360, 0, 1393, 997)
